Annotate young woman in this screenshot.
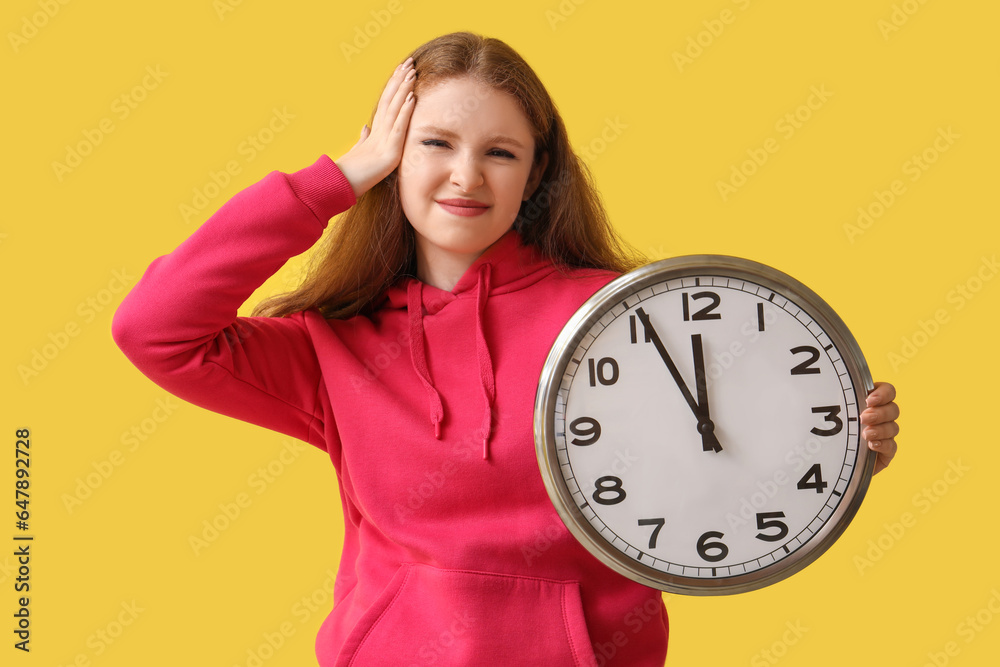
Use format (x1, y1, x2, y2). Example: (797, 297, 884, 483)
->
(112, 31, 899, 666)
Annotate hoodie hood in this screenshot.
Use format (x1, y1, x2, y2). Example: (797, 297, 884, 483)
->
(383, 229, 557, 461)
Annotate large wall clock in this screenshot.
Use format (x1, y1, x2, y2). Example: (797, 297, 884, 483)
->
(534, 255, 876, 594)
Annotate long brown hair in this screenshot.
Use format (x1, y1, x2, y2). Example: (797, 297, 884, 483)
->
(254, 31, 644, 320)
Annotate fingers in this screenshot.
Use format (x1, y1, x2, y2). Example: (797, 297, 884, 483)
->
(862, 381, 899, 474)
(860, 401, 899, 428)
(865, 381, 896, 407)
(374, 58, 410, 117)
(351, 124, 370, 150)
(388, 67, 417, 136)
(862, 417, 899, 443)
(373, 57, 416, 137)
(870, 438, 897, 474)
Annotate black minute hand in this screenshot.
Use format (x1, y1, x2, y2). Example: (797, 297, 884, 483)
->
(634, 308, 723, 453)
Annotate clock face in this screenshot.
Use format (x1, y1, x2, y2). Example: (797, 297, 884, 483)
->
(535, 256, 875, 595)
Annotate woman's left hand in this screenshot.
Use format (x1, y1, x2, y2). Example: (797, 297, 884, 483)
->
(860, 381, 899, 474)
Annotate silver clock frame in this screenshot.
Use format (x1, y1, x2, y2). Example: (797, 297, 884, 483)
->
(534, 255, 876, 595)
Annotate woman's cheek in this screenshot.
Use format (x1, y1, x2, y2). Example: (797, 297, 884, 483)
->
(399, 146, 432, 181)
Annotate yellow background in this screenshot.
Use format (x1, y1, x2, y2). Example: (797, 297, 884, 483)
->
(4, 0, 998, 665)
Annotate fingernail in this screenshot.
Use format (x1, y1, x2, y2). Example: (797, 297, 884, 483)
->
(870, 441, 880, 449)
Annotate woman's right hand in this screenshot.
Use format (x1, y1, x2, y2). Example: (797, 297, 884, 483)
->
(335, 57, 417, 199)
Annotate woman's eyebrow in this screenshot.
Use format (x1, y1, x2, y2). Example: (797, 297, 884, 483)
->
(414, 125, 526, 149)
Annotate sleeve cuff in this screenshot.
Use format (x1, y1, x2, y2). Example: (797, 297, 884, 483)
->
(285, 154, 358, 223)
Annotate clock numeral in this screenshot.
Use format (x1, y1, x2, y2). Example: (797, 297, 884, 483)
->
(757, 303, 766, 332)
(593, 476, 626, 505)
(796, 463, 829, 494)
(755, 511, 789, 542)
(588, 357, 620, 386)
(682, 291, 722, 321)
(810, 405, 844, 436)
(629, 315, 652, 344)
(790, 345, 821, 375)
(638, 518, 665, 549)
(696, 530, 729, 562)
(569, 417, 601, 446)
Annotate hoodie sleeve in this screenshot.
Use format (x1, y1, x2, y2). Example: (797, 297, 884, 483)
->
(111, 155, 357, 450)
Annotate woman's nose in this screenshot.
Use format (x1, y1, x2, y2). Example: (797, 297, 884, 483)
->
(449, 154, 484, 192)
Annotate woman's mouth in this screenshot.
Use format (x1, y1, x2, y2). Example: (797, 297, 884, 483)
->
(436, 199, 490, 217)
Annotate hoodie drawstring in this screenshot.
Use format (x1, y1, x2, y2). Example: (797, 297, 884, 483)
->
(407, 280, 444, 439)
(404, 265, 497, 461)
(474, 264, 495, 460)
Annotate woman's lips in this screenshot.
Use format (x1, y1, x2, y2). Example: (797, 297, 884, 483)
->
(437, 199, 490, 217)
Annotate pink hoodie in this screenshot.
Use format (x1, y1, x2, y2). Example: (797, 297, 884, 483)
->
(112, 155, 669, 666)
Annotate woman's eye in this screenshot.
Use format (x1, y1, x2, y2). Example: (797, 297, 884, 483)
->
(419, 140, 514, 159)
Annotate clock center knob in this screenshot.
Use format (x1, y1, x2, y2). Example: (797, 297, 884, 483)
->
(697, 419, 715, 435)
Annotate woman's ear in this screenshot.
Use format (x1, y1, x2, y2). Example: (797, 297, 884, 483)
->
(523, 151, 550, 201)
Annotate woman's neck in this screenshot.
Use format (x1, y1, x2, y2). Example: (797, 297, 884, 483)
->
(415, 243, 483, 292)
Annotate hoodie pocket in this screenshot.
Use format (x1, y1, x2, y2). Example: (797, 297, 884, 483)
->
(336, 562, 598, 667)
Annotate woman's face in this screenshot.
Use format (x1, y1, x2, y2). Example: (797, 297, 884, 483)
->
(397, 76, 547, 284)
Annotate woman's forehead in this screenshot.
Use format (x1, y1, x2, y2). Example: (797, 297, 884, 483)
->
(411, 77, 534, 138)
